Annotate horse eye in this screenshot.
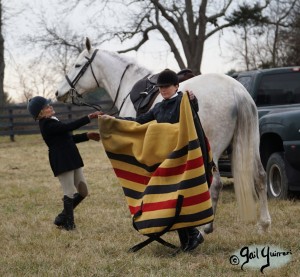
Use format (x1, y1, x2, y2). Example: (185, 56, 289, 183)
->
(75, 64, 81, 68)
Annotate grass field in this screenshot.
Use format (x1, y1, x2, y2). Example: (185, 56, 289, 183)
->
(0, 134, 299, 277)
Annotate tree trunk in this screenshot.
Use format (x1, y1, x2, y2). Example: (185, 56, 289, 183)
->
(0, 0, 5, 110)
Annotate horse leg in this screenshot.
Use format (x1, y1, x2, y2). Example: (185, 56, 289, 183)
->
(254, 159, 272, 233)
(204, 169, 223, 234)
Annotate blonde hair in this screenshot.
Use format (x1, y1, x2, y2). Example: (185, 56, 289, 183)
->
(36, 106, 48, 120)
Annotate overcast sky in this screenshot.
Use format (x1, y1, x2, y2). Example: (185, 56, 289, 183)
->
(4, 0, 237, 101)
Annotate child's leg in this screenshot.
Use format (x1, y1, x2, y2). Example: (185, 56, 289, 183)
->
(74, 167, 88, 197)
(55, 170, 77, 230)
(57, 170, 77, 198)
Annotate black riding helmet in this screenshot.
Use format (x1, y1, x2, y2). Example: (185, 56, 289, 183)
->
(177, 68, 194, 76)
(156, 69, 179, 87)
(27, 96, 51, 120)
(177, 68, 195, 83)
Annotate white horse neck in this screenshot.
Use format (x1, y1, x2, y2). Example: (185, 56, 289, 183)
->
(95, 50, 152, 109)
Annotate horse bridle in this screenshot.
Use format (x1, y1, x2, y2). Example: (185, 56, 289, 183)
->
(65, 49, 102, 111)
(65, 48, 131, 114)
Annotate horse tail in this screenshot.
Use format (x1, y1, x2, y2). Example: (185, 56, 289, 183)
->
(231, 84, 258, 223)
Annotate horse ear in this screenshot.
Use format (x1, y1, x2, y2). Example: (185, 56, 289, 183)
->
(86, 37, 91, 52)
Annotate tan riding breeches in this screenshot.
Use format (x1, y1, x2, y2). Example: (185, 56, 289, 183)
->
(57, 168, 88, 198)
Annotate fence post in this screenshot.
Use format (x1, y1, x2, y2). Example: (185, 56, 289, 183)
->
(9, 108, 15, 142)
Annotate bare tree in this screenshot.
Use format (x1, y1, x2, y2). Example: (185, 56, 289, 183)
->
(15, 2, 109, 101)
(0, 0, 5, 108)
(96, 0, 271, 75)
(24, 0, 271, 76)
(280, 1, 300, 65)
(1, 0, 27, 104)
(0, 0, 18, 106)
(4, 0, 296, 104)
(10, 59, 59, 102)
(13, 8, 94, 101)
(227, 0, 298, 70)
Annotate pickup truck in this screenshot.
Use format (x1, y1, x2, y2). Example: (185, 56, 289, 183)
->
(219, 66, 300, 199)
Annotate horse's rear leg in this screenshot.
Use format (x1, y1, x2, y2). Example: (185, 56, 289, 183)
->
(255, 160, 271, 233)
(204, 169, 223, 234)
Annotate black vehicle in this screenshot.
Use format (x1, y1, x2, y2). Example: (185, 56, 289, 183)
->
(219, 67, 300, 199)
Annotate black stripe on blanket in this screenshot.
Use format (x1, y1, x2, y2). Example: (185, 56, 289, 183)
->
(122, 174, 208, 199)
(168, 139, 200, 159)
(106, 151, 160, 173)
(134, 207, 214, 230)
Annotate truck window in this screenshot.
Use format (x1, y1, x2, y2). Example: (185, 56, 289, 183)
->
(256, 72, 300, 106)
(237, 76, 252, 92)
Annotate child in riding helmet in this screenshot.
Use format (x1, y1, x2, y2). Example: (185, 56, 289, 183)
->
(28, 96, 102, 231)
(102, 69, 204, 252)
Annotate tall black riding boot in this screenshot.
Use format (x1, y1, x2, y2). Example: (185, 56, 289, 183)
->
(54, 193, 85, 227)
(183, 227, 204, 252)
(62, 195, 75, 231)
(177, 229, 189, 250)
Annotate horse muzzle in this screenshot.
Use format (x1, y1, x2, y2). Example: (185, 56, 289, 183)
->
(55, 91, 71, 103)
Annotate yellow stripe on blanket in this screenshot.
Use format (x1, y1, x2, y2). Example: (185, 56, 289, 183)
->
(99, 92, 214, 235)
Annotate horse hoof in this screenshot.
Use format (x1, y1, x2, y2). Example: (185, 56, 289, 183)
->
(257, 219, 272, 234)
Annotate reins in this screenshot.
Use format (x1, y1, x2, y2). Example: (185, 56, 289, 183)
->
(69, 89, 102, 111)
(107, 63, 131, 115)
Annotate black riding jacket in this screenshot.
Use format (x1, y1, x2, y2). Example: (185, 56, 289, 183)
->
(121, 91, 199, 124)
(39, 116, 90, 176)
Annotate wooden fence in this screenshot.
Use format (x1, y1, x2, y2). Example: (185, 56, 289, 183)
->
(0, 100, 117, 142)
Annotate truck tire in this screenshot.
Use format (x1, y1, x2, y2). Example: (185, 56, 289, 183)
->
(266, 152, 289, 199)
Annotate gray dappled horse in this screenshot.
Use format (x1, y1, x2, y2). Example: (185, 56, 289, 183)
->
(56, 38, 271, 234)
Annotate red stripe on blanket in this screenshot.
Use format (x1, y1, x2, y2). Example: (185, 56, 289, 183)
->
(152, 157, 204, 177)
(114, 168, 150, 184)
(129, 190, 211, 215)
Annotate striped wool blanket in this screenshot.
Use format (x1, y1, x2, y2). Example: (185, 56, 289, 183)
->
(99, 93, 214, 235)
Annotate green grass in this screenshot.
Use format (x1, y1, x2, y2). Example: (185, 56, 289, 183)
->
(0, 134, 299, 277)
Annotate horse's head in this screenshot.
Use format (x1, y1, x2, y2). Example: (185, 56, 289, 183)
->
(56, 37, 101, 103)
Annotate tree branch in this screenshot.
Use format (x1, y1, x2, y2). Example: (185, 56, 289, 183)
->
(117, 26, 156, 53)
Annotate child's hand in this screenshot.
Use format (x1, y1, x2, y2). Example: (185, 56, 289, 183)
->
(87, 132, 100, 141)
(88, 111, 104, 119)
(187, 90, 195, 100)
